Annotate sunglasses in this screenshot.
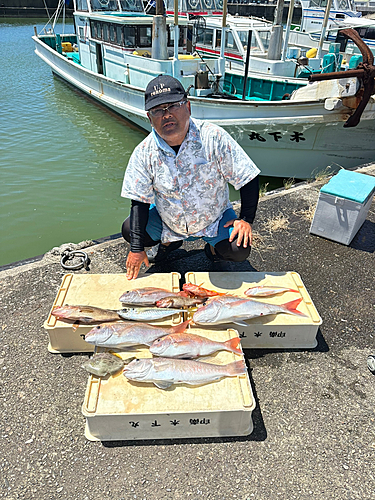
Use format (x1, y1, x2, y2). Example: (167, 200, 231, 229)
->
(149, 100, 187, 118)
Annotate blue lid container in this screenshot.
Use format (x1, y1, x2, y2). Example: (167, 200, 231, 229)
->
(320, 170, 375, 203)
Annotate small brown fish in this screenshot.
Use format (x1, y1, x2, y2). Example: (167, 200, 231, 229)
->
(51, 305, 122, 324)
(156, 296, 207, 308)
(82, 353, 133, 377)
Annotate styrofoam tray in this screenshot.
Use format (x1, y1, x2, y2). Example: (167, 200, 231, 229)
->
(82, 328, 255, 441)
(185, 271, 322, 349)
(44, 273, 181, 354)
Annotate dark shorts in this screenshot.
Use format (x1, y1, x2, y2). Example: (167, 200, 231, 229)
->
(146, 205, 237, 245)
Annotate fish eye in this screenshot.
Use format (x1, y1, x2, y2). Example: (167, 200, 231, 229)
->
(95, 326, 101, 330)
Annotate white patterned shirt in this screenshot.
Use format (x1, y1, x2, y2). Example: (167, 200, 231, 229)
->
(121, 118, 260, 242)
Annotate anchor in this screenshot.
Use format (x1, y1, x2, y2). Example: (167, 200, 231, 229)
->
(308, 28, 375, 128)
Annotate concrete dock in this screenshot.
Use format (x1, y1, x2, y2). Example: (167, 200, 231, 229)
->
(1, 165, 374, 500)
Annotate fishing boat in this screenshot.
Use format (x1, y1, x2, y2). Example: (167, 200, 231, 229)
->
(288, 0, 375, 58)
(33, 0, 375, 178)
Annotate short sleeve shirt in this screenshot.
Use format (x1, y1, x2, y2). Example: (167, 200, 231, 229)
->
(121, 118, 260, 242)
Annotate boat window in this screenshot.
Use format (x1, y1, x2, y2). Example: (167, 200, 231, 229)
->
(225, 31, 239, 53)
(116, 25, 123, 46)
(257, 30, 271, 51)
(337, 0, 350, 8)
(309, 0, 328, 7)
(119, 0, 144, 12)
(196, 28, 214, 47)
(365, 27, 375, 40)
(139, 26, 152, 47)
(109, 24, 116, 43)
(215, 29, 221, 48)
(79, 26, 85, 41)
(124, 26, 136, 47)
(76, 0, 88, 11)
(103, 23, 109, 42)
(89, 0, 119, 12)
(237, 30, 259, 53)
(90, 21, 103, 39)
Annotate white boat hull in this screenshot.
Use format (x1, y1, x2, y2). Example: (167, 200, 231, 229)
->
(34, 36, 375, 179)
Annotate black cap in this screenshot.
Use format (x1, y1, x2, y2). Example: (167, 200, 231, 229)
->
(145, 75, 187, 111)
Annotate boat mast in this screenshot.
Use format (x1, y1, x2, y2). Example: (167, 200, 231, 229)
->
(219, 0, 228, 76)
(281, 0, 295, 61)
(317, 0, 333, 59)
(268, 0, 284, 60)
(152, 0, 168, 60)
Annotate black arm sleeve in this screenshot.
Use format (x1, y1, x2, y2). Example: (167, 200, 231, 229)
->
(130, 200, 150, 252)
(239, 175, 259, 224)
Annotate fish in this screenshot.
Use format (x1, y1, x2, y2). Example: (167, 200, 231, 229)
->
(182, 282, 228, 298)
(84, 320, 191, 348)
(123, 357, 247, 389)
(81, 352, 135, 377)
(51, 305, 122, 324)
(156, 296, 207, 308)
(193, 297, 307, 326)
(244, 286, 299, 297)
(119, 287, 186, 306)
(149, 333, 243, 359)
(117, 307, 184, 322)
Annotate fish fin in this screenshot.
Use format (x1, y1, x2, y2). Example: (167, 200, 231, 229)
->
(281, 298, 307, 317)
(72, 322, 80, 331)
(225, 360, 247, 376)
(233, 320, 249, 327)
(171, 319, 192, 333)
(154, 380, 174, 389)
(224, 337, 243, 355)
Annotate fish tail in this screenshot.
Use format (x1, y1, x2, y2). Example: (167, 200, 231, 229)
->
(289, 288, 299, 293)
(224, 337, 243, 355)
(282, 298, 307, 317)
(171, 319, 191, 333)
(225, 360, 247, 376)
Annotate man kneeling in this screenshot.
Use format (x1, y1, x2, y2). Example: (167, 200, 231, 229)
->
(121, 75, 260, 280)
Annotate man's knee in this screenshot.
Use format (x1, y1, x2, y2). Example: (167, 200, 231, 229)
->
(122, 217, 131, 243)
(215, 239, 251, 262)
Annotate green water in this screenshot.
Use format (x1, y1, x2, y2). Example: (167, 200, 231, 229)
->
(0, 18, 283, 268)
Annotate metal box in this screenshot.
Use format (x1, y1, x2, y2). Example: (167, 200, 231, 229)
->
(310, 170, 375, 245)
(44, 273, 181, 354)
(186, 271, 322, 349)
(82, 328, 255, 441)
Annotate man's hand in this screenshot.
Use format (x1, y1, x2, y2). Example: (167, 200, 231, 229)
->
(126, 251, 149, 280)
(224, 219, 253, 247)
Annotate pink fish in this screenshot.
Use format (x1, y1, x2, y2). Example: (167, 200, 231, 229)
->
(119, 287, 187, 306)
(193, 297, 307, 326)
(123, 357, 247, 389)
(150, 333, 242, 358)
(84, 320, 191, 348)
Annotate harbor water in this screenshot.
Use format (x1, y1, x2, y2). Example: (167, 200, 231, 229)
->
(1, 18, 284, 268)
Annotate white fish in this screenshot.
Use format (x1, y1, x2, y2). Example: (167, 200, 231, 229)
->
(193, 297, 307, 326)
(117, 307, 183, 321)
(85, 320, 191, 348)
(123, 357, 247, 389)
(244, 286, 298, 297)
(150, 333, 242, 358)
